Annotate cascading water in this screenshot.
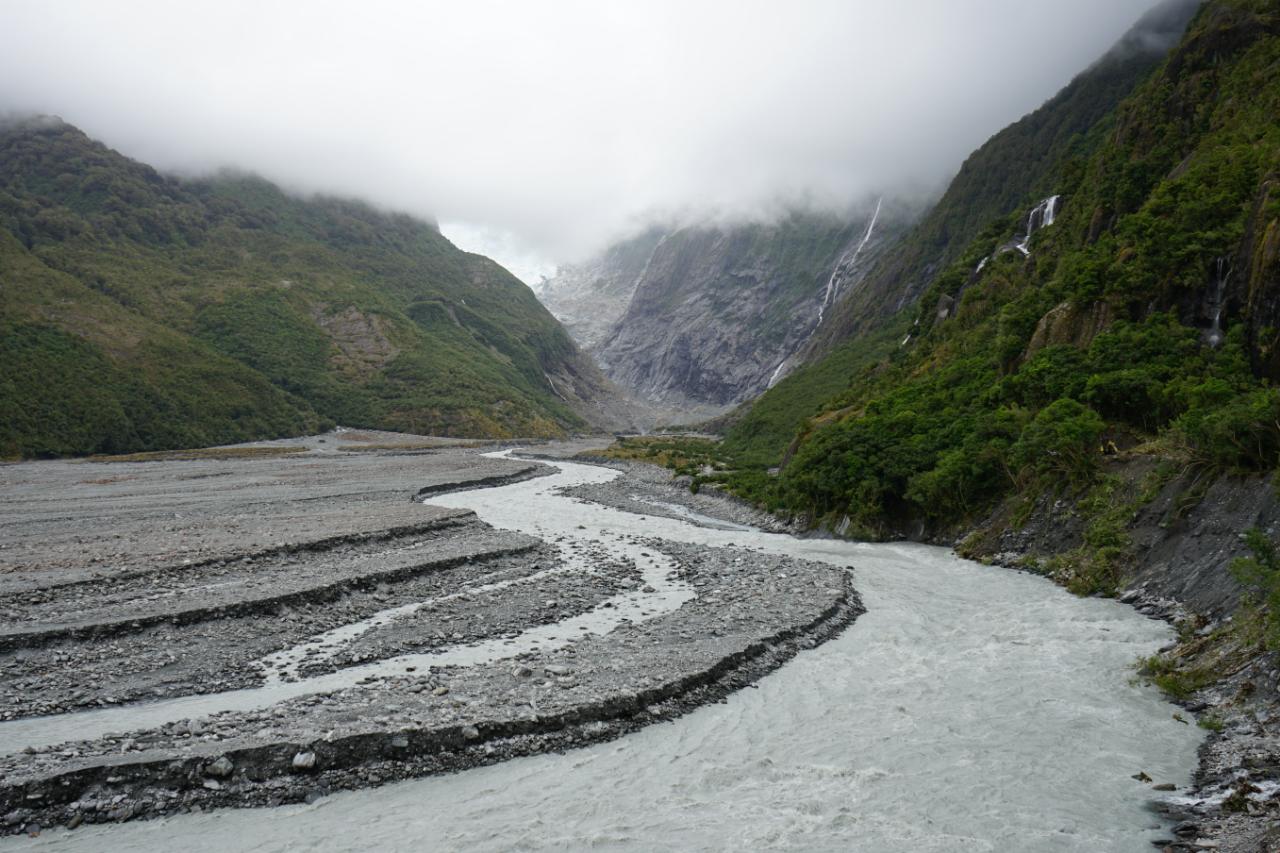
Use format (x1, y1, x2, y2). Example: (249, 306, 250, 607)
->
(1206, 257, 1229, 348)
(766, 358, 790, 389)
(1015, 195, 1060, 256)
(815, 196, 883, 328)
(768, 198, 883, 389)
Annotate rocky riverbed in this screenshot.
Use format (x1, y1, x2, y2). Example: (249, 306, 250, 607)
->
(0, 433, 861, 836)
(556, 457, 792, 533)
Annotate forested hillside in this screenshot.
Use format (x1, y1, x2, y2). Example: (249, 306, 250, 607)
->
(718, 0, 1205, 467)
(803, 0, 1203, 359)
(702, 0, 1280, 577)
(0, 119, 624, 457)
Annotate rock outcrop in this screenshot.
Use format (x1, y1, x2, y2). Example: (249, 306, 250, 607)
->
(538, 209, 897, 415)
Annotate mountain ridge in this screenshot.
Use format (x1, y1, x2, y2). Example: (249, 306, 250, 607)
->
(0, 117, 634, 457)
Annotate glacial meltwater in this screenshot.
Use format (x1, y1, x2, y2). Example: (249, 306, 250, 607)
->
(1, 453, 1202, 852)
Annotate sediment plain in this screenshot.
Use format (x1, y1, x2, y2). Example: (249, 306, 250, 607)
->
(0, 430, 859, 834)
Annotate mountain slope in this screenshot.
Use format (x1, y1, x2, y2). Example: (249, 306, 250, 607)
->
(721, 0, 1205, 467)
(539, 207, 898, 414)
(535, 227, 666, 353)
(0, 119, 629, 457)
(715, 0, 1280, 548)
(801, 0, 1203, 361)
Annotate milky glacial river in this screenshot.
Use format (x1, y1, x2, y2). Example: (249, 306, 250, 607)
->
(2, 454, 1201, 852)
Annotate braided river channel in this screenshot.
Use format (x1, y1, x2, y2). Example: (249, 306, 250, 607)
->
(2, 453, 1202, 851)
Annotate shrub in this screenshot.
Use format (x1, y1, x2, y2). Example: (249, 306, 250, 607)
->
(1175, 389, 1280, 471)
(1230, 528, 1280, 650)
(1011, 399, 1106, 486)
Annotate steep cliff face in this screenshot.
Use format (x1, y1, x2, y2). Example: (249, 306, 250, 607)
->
(535, 228, 665, 354)
(539, 207, 897, 414)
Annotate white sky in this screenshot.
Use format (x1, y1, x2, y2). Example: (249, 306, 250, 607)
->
(0, 0, 1161, 282)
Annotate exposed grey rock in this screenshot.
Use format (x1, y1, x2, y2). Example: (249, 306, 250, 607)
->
(0, 446, 862, 834)
(538, 211, 897, 413)
(204, 756, 233, 778)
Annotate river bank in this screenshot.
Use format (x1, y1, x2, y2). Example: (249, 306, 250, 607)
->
(948, 461, 1280, 852)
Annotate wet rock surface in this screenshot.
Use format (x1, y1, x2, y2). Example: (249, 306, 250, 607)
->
(0, 439, 861, 835)
(1140, 653, 1280, 853)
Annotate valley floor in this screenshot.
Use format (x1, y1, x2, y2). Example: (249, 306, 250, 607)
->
(0, 432, 858, 836)
(0, 431, 1233, 850)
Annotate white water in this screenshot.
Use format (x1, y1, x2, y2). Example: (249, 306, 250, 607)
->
(766, 357, 790, 390)
(768, 197, 884, 389)
(1206, 257, 1229, 348)
(1, 453, 1201, 852)
(1016, 195, 1061, 256)
(815, 196, 883, 329)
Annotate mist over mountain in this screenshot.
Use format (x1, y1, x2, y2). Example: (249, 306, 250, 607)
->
(0, 0, 1159, 273)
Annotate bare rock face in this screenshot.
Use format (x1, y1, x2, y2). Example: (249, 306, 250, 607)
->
(1023, 300, 1115, 357)
(536, 228, 666, 354)
(538, 209, 895, 414)
(311, 304, 401, 376)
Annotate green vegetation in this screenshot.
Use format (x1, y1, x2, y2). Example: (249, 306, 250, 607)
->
(0, 119, 602, 457)
(597, 436, 728, 482)
(1198, 714, 1226, 732)
(1230, 528, 1280, 649)
(604, 3, 1280, 649)
(718, 319, 908, 468)
(1140, 599, 1268, 700)
(808, 0, 1202, 350)
(702, 1, 1280, 549)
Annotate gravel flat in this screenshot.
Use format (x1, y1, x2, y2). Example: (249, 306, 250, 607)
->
(0, 434, 861, 836)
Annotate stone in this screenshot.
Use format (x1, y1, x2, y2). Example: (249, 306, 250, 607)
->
(461, 725, 480, 740)
(204, 756, 233, 778)
(544, 665, 572, 676)
(292, 751, 317, 770)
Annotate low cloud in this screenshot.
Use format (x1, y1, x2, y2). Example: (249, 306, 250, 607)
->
(0, 0, 1164, 275)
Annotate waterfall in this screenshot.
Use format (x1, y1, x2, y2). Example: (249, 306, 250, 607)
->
(1206, 257, 1229, 348)
(766, 358, 789, 389)
(816, 196, 883, 327)
(1015, 195, 1061, 256)
(975, 256, 990, 274)
(766, 198, 884, 390)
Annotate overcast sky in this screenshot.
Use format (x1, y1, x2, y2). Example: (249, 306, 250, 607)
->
(1, 0, 1162, 282)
